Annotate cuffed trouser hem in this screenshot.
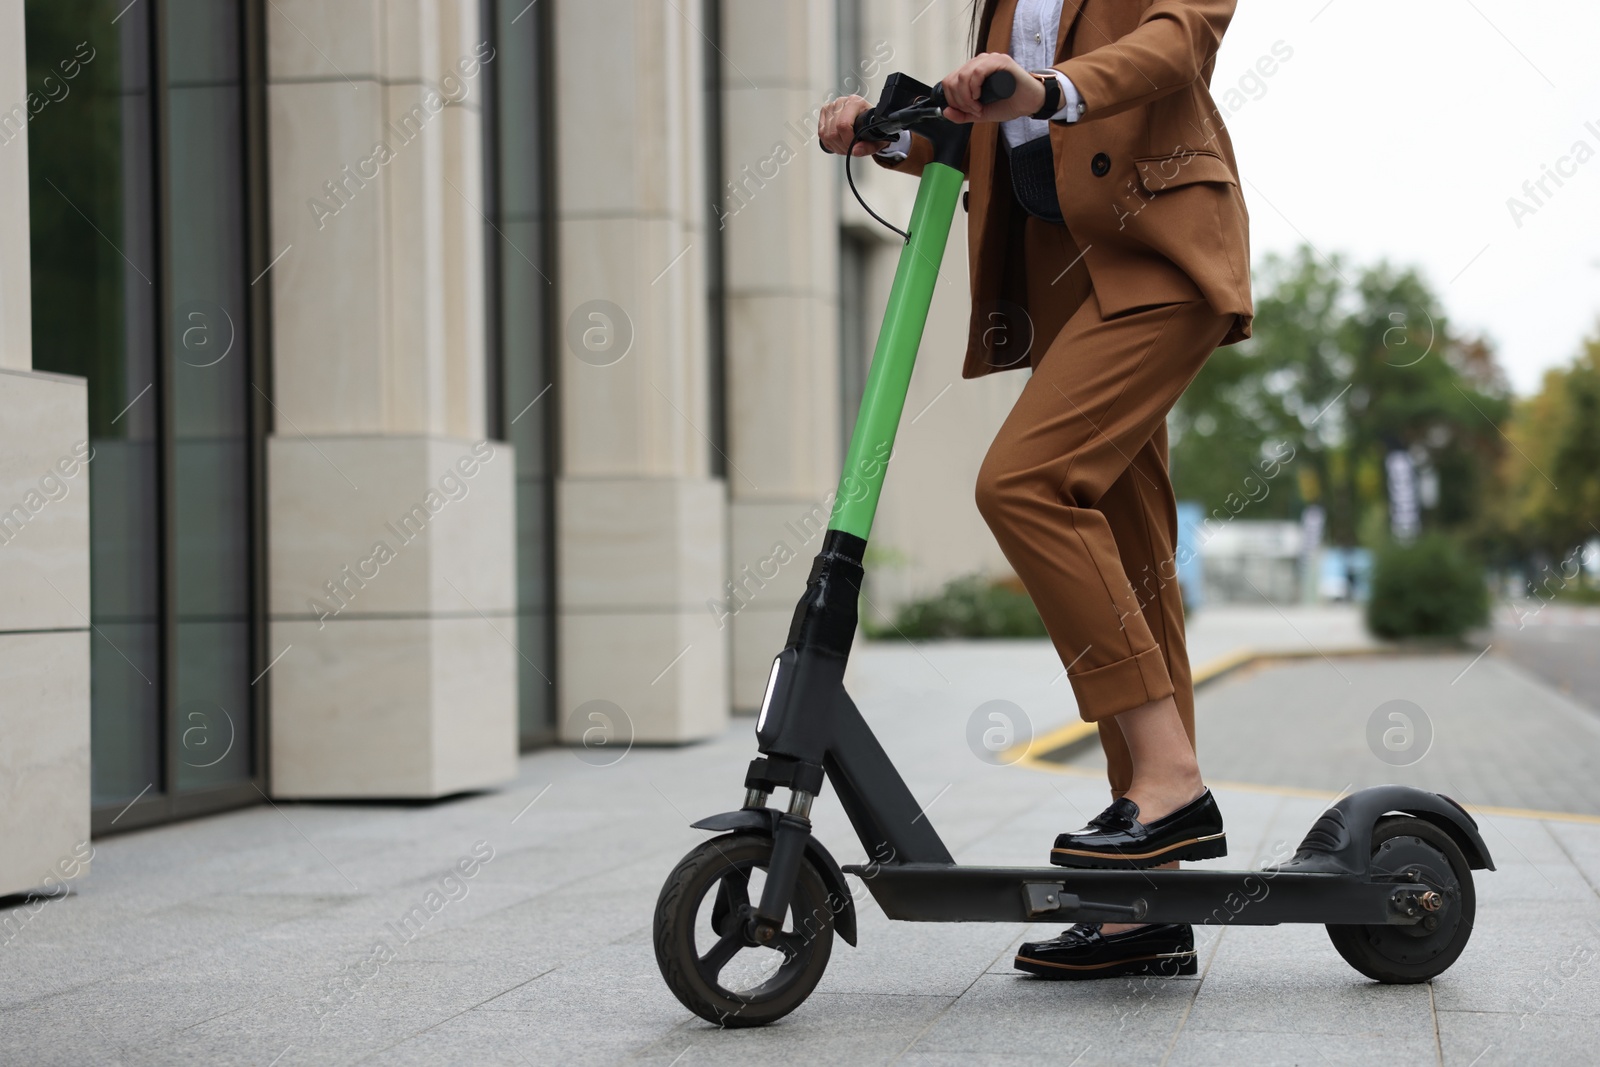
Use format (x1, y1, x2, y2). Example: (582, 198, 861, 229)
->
(1068, 645, 1174, 723)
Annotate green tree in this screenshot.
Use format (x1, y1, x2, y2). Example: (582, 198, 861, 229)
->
(1171, 246, 1511, 549)
(1169, 247, 1345, 525)
(1502, 333, 1600, 564)
(1338, 263, 1508, 549)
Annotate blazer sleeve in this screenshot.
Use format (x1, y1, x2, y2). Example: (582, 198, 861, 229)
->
(1054, 0, 1235, 121)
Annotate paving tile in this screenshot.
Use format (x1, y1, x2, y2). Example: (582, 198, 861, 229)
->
(1437, 1008, 1600, 1067)
(1429, 901, 1600, 1017)
(1187, 922, 1439, 1034)
(902, 972, 1189, 1063)
(1165, 1028, 1440, 1067)
(350, 1009, 646, 1066)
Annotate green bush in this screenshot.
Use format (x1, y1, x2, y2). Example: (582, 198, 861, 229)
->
(866, 574, 1048, 639)
(1365, 534, 1489, 640)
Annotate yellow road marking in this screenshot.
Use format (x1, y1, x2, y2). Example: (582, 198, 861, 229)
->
(1003, 647, 1263, 765)
(1001, 647, 1600, 826)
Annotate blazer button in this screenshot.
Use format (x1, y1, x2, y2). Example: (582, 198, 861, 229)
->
(1091, 152, 1111, 177)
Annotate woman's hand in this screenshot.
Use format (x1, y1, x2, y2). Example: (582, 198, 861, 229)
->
(941, 53, 1047, 124)
(818, 95, 888, 156)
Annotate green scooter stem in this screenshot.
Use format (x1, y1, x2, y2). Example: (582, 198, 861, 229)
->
(828, 161, 966, 541)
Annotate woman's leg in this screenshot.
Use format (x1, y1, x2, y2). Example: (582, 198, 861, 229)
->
(1093, 424, 1199, 811)
(975, 291, 1230, 805)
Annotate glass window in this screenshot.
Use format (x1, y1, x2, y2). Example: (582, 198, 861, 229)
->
(165, 0, 254, 792)
(26, 0, 261, 823)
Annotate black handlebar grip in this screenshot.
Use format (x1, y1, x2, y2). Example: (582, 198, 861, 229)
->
(979, 69, 1017, 104)
(850, 107, 878, 141)
(928, 69, 1017, 110)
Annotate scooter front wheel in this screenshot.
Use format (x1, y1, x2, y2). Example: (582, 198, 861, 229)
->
(654, 832, 835, 1027)
(1326, 815, 1476, 983)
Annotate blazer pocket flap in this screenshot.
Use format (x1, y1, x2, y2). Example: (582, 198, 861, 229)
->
(1135, 151, 1236, 192)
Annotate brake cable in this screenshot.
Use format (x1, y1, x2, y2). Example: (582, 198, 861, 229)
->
(845, 129, 911, 242)
(844, 98, 946, 244)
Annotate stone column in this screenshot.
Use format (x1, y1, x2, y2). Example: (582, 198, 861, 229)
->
(263, 0, 517, 797)
(0, 0, 92, 896)
(551, 0, 729, 744)
(717, 1, 843, 710)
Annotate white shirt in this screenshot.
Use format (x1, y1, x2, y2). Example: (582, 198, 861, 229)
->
(879, 0, 1084, 160)
(1002, 0, 1085, 146)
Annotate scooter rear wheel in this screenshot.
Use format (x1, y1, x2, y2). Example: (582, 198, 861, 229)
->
(654, 832, 835, 1027)
(1326, 815, 1476, 983)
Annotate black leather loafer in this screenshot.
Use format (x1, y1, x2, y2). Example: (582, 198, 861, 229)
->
(1050, 789, 1226, 868)
(1014, 922, 1197, 979)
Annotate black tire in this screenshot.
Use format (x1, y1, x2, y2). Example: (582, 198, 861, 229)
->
(1326, 815, 1476, 983)
(653, 832, 835, 1027)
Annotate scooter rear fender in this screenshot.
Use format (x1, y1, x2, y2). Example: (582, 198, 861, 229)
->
(1282, 785, 1495, 876)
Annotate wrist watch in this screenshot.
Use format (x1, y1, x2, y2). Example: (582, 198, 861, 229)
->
(1030, 70, 1063, 120)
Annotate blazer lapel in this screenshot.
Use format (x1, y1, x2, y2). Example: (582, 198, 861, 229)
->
(1055, 0, 1086, 61)
(986, 0, 1016, 54)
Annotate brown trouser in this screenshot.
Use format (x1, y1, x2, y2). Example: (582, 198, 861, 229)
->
(975, 217, 1234, 797)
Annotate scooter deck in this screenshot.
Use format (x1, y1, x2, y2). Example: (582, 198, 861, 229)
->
(843, 862, 1426, 927)
(755, 645, 1488, 937)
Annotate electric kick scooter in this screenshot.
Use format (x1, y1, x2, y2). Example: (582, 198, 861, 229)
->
(653, 71, 1493, 1027)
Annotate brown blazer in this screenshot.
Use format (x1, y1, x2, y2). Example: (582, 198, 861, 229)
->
(879, 0, 1253, 378)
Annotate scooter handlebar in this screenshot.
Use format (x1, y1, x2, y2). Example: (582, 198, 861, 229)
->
(826, 70, 1016, 154)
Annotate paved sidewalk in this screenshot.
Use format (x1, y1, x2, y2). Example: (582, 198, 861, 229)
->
(1058, 651, 1600, 817)
(5, 618, 1600, 1065)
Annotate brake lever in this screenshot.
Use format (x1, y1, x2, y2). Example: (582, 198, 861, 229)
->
(849, 100, 945, 149)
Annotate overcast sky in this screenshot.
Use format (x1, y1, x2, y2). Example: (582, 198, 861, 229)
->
(1214, 0, 1600, 395)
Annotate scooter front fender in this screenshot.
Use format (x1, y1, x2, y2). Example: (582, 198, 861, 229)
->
(691, 809, 859, 946)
